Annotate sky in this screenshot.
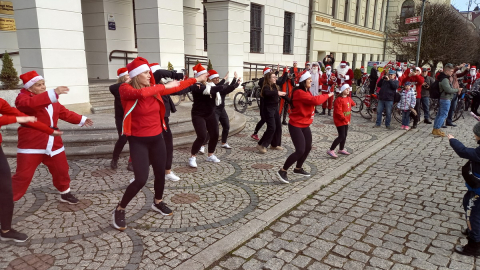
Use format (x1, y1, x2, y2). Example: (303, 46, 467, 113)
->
(451, 0, 477, 11)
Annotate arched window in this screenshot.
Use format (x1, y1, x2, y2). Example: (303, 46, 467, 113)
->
(400, 0, 415, 20)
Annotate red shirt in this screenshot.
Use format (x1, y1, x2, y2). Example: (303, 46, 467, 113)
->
(333, 96, 356, 127)
(289, 89, 329, 128)
(406, 74, 424, 98)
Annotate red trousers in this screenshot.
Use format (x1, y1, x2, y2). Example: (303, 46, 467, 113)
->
(322, 94, 334, 110)
(12, 152, 71, 201)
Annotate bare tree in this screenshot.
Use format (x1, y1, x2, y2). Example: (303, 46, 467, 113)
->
(386, 3, 479, 69)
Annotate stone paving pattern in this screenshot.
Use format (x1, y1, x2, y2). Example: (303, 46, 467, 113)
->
(0, 105, 467, 269)
(209, 115, 480, 269)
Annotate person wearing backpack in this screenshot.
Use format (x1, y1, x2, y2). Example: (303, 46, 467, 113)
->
(432, 64, 458, 137)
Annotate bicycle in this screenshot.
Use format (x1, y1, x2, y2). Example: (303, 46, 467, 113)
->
(359, 94, 378, 120)
(355, 76, 370, 99)
(170, 92, 194, 106)
(233, 78, 260, 113)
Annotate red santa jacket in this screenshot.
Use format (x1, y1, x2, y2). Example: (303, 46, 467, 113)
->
(289, 89, 329, 128)
(15, 89, 85, 156)
(0, 98, 54, 144)
(464, 73, 480, 90)
(406, 74, 424, 98)
(319, 72, 336, 92)
(336, 69, 353, 86)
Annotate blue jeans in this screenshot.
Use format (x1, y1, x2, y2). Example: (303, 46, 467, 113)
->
(446, 93, 458, 125)
(420, 97, 430, 120)
(433, 99, 451, 129)
(402, 111, 410, 126)
(376, 100, 393, 127)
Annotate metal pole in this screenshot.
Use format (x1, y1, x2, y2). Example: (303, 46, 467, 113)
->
(415, 0, 426, 67)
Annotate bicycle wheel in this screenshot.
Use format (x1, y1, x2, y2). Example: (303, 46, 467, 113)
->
(393, 104, 402, 124)
(186, 92, 194, 102)
(351, 96, 363, 113)
(170, 95, 181, 106)
(234, 92, 247, 113)
(429, 98, 439, 120)
(453, 100, 464, 122)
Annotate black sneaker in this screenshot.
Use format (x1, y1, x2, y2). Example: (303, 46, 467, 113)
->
(127, 162, 134, 171)
(59, 192, 79, 205)
(424, 119, 432, 124)
(110, 159, 118, 170)
(276, 170, 289, 184)
(293, 168, 311, 177)
(112, 207, 127, 231)
(0, 229, 29, 242)
(151, 201, 173, 216)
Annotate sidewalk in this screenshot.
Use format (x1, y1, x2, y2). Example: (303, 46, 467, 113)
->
(1, 108, 417, 270)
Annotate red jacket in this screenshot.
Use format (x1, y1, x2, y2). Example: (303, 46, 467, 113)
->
(406, 74, 424, 98)
(0, 98, 54, 144)
(15, 89, 84, 156)
(336, 69, 353, 86)
(289, 89, 329, 128)
(120, 78, 197, 136)
(464, 73, 480, 90)
(320, 73, 336, 92)
(333, 96, 356, 127)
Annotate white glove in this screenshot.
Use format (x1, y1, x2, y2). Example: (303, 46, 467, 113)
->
(215, 92, 221, 106)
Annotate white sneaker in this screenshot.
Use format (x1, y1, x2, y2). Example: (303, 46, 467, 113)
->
(199, 146, 205, 154)
(129, 178, 135, 183)
(165, 172, 180, 181)
(221, 143, 232, 149)
(189, 157, 197, 168)
(206, 155, 221, 163)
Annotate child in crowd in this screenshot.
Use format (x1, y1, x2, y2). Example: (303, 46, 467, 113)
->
(448, 123, 480, 257)
(327, 84, 355, 158)
(397, 81, 416, 130)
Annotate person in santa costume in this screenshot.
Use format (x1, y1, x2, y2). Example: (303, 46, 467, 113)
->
(187, 63, 240, 168)
(109, 67, 133, 171)
(277, 66, 295, 125)
(319, 65, 336, 116)
(360, 66, 368, 85)
(309, 62, 322, 114)
(464, 66, 480, 115)
(0, 98, 62, 242)
(276, 71, 332, 183)
(150, 63, 189, 182)
(336, 61, 353, 87)
(289, 61, 301, 85)
(12, 71, 93, 204)
(112, 57, 199, 231)
(305, 62, 311, 71)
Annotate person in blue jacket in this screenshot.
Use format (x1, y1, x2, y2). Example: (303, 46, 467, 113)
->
(448, 122, 480, 257)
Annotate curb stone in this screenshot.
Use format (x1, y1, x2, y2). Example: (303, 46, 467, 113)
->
(174, 128, 406, 270)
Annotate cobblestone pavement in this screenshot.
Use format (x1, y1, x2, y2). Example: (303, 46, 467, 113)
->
(1, 106, 432, 270)
(209, 115, 480, 270)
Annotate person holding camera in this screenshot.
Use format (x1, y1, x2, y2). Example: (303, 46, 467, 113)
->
(421, 68, 434, 124)
(373, 70, 399, 129)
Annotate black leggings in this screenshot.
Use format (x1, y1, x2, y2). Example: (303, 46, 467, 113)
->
(0, 147, 14, 230)
(258, 106, 282, 148)
(283, 124, 312, 170)
(204, 108, 231, 145)
(192, 113, 219, 155)
(112, 119, 128, 161)
(163, 118, 173, 171)
(254, 119, 265, 135)
(330, 125, 349, 151)
(120, 134, 166, 208)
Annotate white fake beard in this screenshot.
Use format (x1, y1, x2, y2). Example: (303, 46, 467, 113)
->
(337, 66, 348, 76)
(311, 67, 318, 74)
(471, 71, 476, 76)
(397, 72, 403, 77)
(326, 70, 332, 76)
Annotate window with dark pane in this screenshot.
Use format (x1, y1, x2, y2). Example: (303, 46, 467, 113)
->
(332, 0, 337, 19)
(352, 53, 357, 69)
(372, 0, 378, 29)
(355, 0, 361, 25)
(342, 53, 347, 61)
(364, 0, 370, 27)
(133, 0, 137, 48)
(250, 4, 263, 53)
(204, 7, 208, 51)
(283, 12, 294, 54)
(344, 0, 349, 22)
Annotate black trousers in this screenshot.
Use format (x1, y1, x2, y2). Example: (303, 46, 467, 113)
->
(112, 118, 128, 161)
(472, 95, 480, 114)
(254, 119, 265, 135)
(283, 124, 312, 170)
(192, 113, 219, 155)
(163, 117, 173, 171)
(120, 134, 166, 208)
(204, 108, 231, 145)
(0, 147, 14, 230)
(330, 125, 349, 151)
(258, 106, 282, 148)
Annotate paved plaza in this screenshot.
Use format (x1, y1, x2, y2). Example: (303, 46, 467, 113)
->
(0, 106, 476, 270)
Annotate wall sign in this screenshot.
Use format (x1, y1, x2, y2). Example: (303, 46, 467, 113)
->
(0, 1, 13, 15)
(0, 17, 15, 31)
(107, 14, 116, 30)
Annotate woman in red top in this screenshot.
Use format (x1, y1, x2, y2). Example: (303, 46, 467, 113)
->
(0, 98, 62, 242)
(327, 84, 356, 158)
(276, 71, 333, 184)
(112, 57, 202, 231)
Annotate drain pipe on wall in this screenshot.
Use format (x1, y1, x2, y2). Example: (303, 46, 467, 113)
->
(306, 0, 313, 62)
(382, 0, 391, 61)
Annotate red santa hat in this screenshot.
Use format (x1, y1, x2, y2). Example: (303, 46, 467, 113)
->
(117, 67, 128, 78)
(361, 66, 365, 69)
(325, 65, 332, 69)
(149, 63, 161, 73)
(305, 62, 310, 66)
(127, 57, 155, 85)
(312, 62, 319, 66)
(340, 61, 347, 66)
(20, 71, 44, 89)
(299, 70, 311, 83)
(193, 63, 207, 78)
(263, 67, 272, 75)
(208, 69, 219, 80)
(336, 84, 351, 93)
(471, 66, 477, 70)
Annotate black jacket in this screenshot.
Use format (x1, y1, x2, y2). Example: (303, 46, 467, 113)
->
(261, 84, 280, 107)
(191, 78, 239, 117)
(215, 79, 236, 110)
(109, 83, 124, 121)
(153, 69, 186, 118)
(377, 78, 399, 101)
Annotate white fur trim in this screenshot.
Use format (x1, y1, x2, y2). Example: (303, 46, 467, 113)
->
(59, 187, 71, 194)
(47, 89, 58, 103)
(337, 84, 351, 93)
(203, 82, 215, 95)
(209, 74, 219, 80)
(129, 64, 150, 78)
(24, 75, 44, 89)
(195, 70, 207, 78)
(215, 92, 221, 106)
(299, 71, 311, 83)
(344, 75, 350, 80)
(118, 71, 128, 78)
(78, 116, 87, 127)
(16, 145, 65, 157)
(263, 69, 271, 75)
(150, 65, 161, 73)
